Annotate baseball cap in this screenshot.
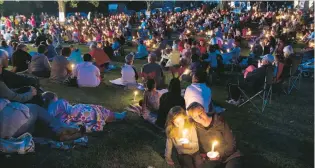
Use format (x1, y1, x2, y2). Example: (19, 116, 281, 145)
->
(125, 53, 134, 62)
(262, 54, 275, 63)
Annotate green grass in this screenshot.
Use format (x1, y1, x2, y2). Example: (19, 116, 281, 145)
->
(1, 43, 314, 168)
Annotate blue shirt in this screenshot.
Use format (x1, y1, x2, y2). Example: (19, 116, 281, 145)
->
(137, 44, 148, 56)
(112, 41, 120, 50)
(68, 49, 83, 64)
(47, 45, 58, 60)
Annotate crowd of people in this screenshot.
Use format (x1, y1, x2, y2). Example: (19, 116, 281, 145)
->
(0, 2, 314, 168)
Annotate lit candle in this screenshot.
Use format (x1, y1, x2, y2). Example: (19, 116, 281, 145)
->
(71, 64, 75, 70)
(133, 91, 138, 102)
(207, 140, 219, 159)
(179, 129, 189, 144)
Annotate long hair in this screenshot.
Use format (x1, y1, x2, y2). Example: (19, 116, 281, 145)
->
(168, 78, 181, 96)
(165, 106, 194, 139)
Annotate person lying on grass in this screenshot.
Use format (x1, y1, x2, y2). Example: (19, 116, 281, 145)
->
(42, 91, 127, 133)
(187, 102, 242, 168)
(164, 106, 203, 168)
(0, 98, 83, 142)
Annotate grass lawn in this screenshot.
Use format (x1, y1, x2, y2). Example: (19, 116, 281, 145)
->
(1, 42, 314, 168)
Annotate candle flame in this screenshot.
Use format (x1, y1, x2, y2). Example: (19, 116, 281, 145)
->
(182, 129, 188, 137)
(71, 64, 75, 69)
(134, 91, 138, 96)
(213, 141, 218, 146)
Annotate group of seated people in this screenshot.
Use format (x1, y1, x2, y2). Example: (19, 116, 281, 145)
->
(5, 40, 112, 88)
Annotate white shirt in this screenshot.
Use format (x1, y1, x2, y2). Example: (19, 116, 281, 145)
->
(4, 33, 11, 42)
(74, 62, 100, 87)
(121, 64, 136, 85)
(184, 83, 211, 113)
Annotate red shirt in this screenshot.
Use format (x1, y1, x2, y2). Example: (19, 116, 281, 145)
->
(198, 45, 207, 54)
(89, 48, 110, 66)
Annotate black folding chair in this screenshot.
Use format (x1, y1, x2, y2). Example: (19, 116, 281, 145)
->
(238, 66, 274, 112)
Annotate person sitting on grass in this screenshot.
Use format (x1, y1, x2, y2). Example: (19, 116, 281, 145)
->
(187, 102, 242, 168)
(11, 44, 31, 73)
(140, 79, 161, 123)
(42, 91, 127, 133)
(0, 40, 13, 59)
(46, 39, 58, 61)
(155, 78, 185, 129)
(0, 57, 37, 103)
(164, 106, 203, 168)
(121, 53, 138, 86)
(89, 43, 110, 72)
(103, 41, 114, 59)
(135, 40, 148, 59)
(126, 79, 161, 124)
(67, 45, 83, 65)
(162, 44, 180, 69)
(184, 69, 212, 113)
(73, 53, 101, 87)
(28, 44, 51, 78)
(50, 47, 72, 84)
(141, 53, 165, 89)
(112, 37, 121, 51)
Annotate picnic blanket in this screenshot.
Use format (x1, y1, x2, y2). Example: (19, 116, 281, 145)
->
(48, 99, 114, 133)
(109, 78, 145, 90)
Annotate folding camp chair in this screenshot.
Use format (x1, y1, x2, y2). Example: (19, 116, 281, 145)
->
(288, 56, 302, 94)
(238, 66, 274, 112)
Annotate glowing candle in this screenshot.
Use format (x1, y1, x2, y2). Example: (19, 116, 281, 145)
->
(207, 141, 219, 159)
(71, 64, 75, 70)
(179, 129, 189, 144)
(133, 91, 138, 102)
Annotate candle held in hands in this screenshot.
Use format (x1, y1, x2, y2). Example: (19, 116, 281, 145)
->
(179, 129, 189, 144)
(207, 140, 219, 159)
(133, 91, 138, 102)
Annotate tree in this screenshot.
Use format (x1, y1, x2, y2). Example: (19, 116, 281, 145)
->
(145, 0, 154, 11)
(57, 0, 99, 23)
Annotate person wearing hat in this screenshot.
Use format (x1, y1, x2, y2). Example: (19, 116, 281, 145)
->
(135, 40, 148, 59)
(121, 53, 138, 85)
(226, 54, 273, 105)
(11, 43, 31, 73)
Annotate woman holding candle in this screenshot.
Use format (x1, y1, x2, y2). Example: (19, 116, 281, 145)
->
(165, 106, 203, 168)
(187, 102, 242, 168)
